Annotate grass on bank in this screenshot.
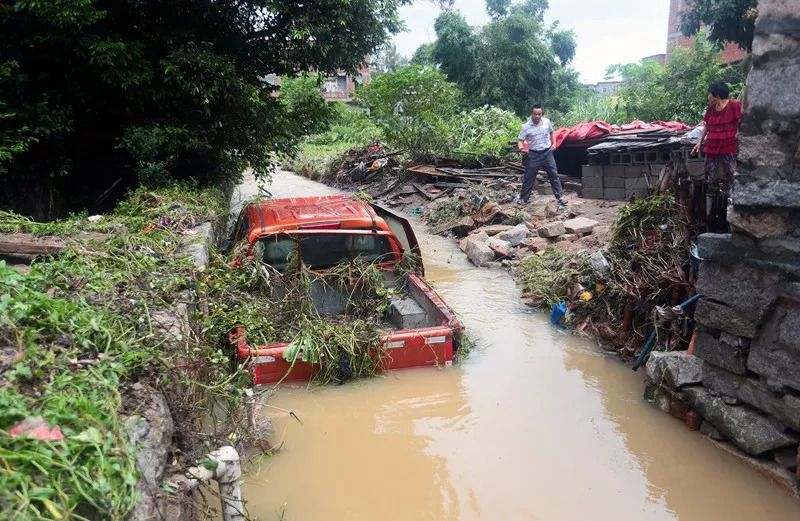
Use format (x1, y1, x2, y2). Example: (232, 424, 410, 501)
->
(0, 185, 232, 521)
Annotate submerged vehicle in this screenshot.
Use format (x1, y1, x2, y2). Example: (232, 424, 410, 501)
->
(225, 195, 462, 384)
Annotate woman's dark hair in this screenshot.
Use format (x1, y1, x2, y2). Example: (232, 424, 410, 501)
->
(708, 81, 730, 99)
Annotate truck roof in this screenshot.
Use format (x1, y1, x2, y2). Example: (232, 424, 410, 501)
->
(243, 195, 391, 242)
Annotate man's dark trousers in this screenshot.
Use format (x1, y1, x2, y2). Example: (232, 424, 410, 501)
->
(520, 148, 562, 202)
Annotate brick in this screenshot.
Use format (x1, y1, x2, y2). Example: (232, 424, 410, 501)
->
(685, 410, 702, 431)
(603, 188, 625, 200)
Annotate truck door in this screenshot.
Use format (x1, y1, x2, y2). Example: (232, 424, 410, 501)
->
(370, 204, 424, 274)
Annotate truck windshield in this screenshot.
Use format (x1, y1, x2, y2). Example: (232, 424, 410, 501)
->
(256, 233, 395, 271)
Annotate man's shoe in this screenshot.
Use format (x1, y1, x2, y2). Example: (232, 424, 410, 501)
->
(516, 197, 529, 205)
(557, 198, 568, 205)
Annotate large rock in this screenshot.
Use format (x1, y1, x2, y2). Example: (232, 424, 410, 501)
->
(747, 303, 800, 392)
(695, 261, 782, 320)
(520, 237, 551, 252)
(463, 236, 495, 267)
(693, 330, 749, 375)
(644, 351, 703, 389)
(702, 362, 800, 432)
(536, 221, 566, 238)
(124, 384, 175, 521)
(497, 224, 529, 247)
(475, 224, 512, 236)
(727, 207, 789, 239)
(695, 298, 761, 338)
(460, 231, 489, 252)
(683, 386, 798, 456)
(562, 217, 598, 235)
(432, 216, 475, 237)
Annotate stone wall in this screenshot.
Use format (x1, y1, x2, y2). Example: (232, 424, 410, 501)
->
(645, 0, 800, 495)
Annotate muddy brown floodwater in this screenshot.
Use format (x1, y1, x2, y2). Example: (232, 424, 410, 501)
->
(234, 170, 800, 521)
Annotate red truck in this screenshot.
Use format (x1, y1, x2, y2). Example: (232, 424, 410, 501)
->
(225, 195, 462, 385)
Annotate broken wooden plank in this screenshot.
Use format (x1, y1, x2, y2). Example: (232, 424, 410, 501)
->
(0, 232, 108, 256)
(410, 182, 434, 200)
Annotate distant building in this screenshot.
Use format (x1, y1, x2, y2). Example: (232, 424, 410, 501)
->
(583, 80, 625, 96)
(666, 0, 747, 64)
(263, 61, 372, 103)
(642, 53, 666, 65)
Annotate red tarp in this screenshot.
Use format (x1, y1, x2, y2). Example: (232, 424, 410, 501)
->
(551, 120, 691, 149)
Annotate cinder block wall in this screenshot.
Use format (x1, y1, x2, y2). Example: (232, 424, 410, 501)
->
(686, 0, 800, 485)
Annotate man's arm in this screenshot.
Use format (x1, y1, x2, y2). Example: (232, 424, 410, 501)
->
(549, 132, 556, 149)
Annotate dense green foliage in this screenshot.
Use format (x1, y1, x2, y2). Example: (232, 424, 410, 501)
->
(279, 75, 337, 137)
(680, 0, 758, 52)
(607, 37, 747, 124)
(556, 91, 627, 128)
(430, 0, 578, 116)
(0, 0, 406, 219)
(451, 106, 521, 158)
(0, 186, 235, 520)
(409, 43, 436, 67)
(357, 66, 460, 158)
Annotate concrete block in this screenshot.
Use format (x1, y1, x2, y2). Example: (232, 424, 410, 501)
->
(459, 231, 489, 252)
(464, 236, 495, 267)
(603, 165, 626, 177)
(582, 176, 603, 188)
(389, 296, 428, 329)
(625, 165, 647, 178)
(581, 188, 604, 199)
(603, 176, 624, 188)
(473, 225, 511, 236)
(582, 165, 603, 178)
(603, 188, 626, 200)
(536, 221, 566, 238)
(536, 183, 554, 195)
(562, 217, 598, 235)
(625, 176, 649, 190)
(644, 384, 690, 421)
(520, 237, 551, 252)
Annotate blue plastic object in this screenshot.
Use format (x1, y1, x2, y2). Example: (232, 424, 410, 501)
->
(550, 301, 568, 328)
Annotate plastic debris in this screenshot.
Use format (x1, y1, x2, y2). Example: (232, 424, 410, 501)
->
(87, 215, 103, 222)
(589, 251, 611, 276)
(579, 291, 593, 302)
(550, 301, 568, 327)
(8, 417, 65, 441)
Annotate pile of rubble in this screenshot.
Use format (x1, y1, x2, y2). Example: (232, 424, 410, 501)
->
(457, 217, 598, 268)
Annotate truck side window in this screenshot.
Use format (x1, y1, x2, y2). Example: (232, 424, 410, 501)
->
(235, 211, 251, 242)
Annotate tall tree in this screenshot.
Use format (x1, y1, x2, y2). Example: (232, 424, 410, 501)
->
(429, 0, 578, 117)
(0, 0, 407, 218)
(373, 43, 409, 74)
(607, 35, 746, 124)
(433, 11, 478, 90)
(680, 0, 758, 51)
(410, 43, 437, 67)
(357, 66, 459, 158)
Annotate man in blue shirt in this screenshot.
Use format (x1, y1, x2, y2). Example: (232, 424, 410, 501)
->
(516, 104, 566, 205)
